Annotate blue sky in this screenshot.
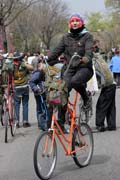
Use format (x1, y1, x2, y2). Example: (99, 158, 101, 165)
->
(63, 0, 106, 15)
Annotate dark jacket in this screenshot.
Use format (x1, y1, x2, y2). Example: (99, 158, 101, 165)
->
(29, 69, 45, 94)
(48, 28, 93, 70)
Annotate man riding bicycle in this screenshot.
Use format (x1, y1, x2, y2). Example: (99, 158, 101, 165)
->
(47, 13, 94, 132)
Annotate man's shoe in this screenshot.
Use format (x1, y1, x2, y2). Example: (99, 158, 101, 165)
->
(23, 122, 31, 128)
(96, 126, 106, 132)
(106, 127, 116, 131)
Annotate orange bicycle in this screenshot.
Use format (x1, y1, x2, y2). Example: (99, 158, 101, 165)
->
(33, 89, 94, 180)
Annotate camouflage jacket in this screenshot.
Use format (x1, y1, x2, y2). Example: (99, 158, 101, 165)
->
(93, 53, 113, 87)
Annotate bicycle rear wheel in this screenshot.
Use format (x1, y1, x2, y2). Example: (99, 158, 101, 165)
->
(33, 131, 57, 180)
(78, 105, 92, 124)
(5, 111, 9, 143)
(10, 103, 17, 136)
(72, 123, 94, 167)
(1, 99, 9, 143)
(78, 95, 93, 124)
(0, 104, 4, 126)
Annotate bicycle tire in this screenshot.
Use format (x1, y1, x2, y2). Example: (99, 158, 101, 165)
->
(5, 110, 9, 143)
(0, 104, 4, 126)
(72, 123, 94, 167)
(10, 103, 17, 136)
(33, 131, 57, 180)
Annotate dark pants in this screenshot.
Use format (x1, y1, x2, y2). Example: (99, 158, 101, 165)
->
(64, 67, 93, 102)
(113, 73, 120, 87)
(47, 67, 93, 128)
(34, 94, 48, 130)
(96, 84, 116, 129)
(14, 87, 29, 123)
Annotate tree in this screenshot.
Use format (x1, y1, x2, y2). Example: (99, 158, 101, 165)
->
(86, 12, 106, 32)
(86, 12, 116, 51)
(12, 8, 37, 52)
(0, 0, 39, 52)
(33, 0, 69, 50)
(105, 0, 120, 10)
(105, 0, 120, 48)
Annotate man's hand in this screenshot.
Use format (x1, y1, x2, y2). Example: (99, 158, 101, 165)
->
(80, 57, 89, 64)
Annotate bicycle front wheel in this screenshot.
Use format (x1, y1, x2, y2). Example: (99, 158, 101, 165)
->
(72, 123, 94, 167)
(33, 131, 57, 180)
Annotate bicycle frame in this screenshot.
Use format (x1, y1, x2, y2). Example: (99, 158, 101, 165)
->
(47, 91, 87, 156)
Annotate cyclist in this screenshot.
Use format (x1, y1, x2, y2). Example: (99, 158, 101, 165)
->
(47, 13, 94, 132)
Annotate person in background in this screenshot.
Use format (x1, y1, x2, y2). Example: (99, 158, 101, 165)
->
(47, 13, 94, 132)
(93, 52, 116, 132)
(31, 52, 44, 70)
(29, 61, 48, 130)
(27, 53, 35, 65)
(109, 49, 120, 87)
(13, 52, 33, 128)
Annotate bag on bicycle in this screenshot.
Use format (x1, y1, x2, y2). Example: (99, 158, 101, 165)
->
(45, 77, 68, 107)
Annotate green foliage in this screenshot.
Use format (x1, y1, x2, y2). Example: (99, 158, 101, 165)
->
(86, 12, 109, 32)
(105, 0, 120, 9)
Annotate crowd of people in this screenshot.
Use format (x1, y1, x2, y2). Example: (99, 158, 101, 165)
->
(0, 12, 118, 133)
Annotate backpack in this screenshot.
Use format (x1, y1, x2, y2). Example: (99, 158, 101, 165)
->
(45, 76, 68, 107)
(93, 53, 113, 87)
(2, 59, 14, 72)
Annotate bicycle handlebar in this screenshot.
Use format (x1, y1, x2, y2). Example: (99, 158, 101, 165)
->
(64, 52, 82, 76)
(43, 52, 82, 77)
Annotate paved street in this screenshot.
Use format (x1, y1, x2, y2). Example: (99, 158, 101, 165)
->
(0, 89, 120, 180)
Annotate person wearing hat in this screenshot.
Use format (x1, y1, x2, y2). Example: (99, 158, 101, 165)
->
(46, 13, 94, 132)
(13, 52, 33, 128)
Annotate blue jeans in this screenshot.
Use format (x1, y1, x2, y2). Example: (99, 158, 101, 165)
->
(14, 87, 29, 123)
(34, 94, 48, 130)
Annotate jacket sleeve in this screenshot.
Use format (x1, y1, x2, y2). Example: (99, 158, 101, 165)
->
(47, 36, 65, 66)
(29, 71, 40, 92)
(84, 33, 94, 63)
